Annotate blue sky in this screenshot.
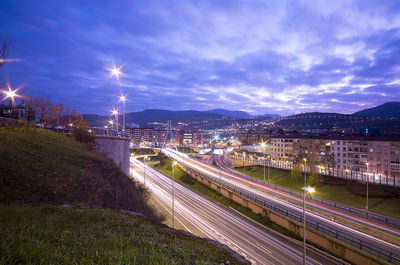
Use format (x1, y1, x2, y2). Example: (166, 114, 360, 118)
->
(1, 0, 400, 115)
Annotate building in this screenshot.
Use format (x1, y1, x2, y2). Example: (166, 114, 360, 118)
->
(238, 131, 400, 183)
(0, 103, 35, 121)
(127, 128, 203, 147)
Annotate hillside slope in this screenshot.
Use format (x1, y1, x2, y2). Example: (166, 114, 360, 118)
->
(0, 128, 246, 264)
(0, 127, 153, 216)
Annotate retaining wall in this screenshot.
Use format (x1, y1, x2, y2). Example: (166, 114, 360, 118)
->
(94, 136, 130, 175)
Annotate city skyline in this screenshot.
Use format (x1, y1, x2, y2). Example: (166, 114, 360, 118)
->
(1, 0, 400, 115)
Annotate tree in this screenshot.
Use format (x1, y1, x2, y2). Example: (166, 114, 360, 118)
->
(309, 171, 324, 187)
(290, 165, 302, 180)
(0, 38, 5, 72)
(30, 96, 54, 130)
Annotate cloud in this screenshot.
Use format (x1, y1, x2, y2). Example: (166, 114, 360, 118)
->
(1, 0, 400, 115)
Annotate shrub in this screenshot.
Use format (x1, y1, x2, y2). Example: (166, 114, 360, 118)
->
(309, 171, 324, 187)
(72, 127, 93, 143)
(181, 174, 195, 185)
(290, 165, 302, 180)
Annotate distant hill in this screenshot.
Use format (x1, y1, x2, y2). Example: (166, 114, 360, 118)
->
(205, 109, 252, 119)
(353, 102, 400, 119)
(256, 113, 281, 118)
(83, 109, 222, 127)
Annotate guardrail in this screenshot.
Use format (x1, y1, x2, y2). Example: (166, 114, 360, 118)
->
(176, 155, 400, 264)
(218, 155, 400, 231)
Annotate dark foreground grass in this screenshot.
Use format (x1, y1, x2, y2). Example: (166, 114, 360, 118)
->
(0, 204, 245, 265)
(154, 159, 299, 240)
(235, 165, 400, 219)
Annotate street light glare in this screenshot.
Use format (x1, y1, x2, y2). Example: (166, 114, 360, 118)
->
(120, 95, 126, 102)
(173, 161, 178, 165)
(302, 187, 315, 193)
(5, 90, 16, 99)
(110, 64, 122, 77)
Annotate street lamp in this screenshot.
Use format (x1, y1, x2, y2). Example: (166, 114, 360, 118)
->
(242, 152, 246, 173)
(143, 156, 149, 186)
(108, 120, 114, 131)
(365, 162, 369, 210)
(2, 87, 19, 118)
(303, 158, 307, 187)
(172, 161, 177, 229)
(267, 154, 271, 182)
(120, 95, 126, 133)
(302, 186, 315, 265)
(109, 64, 122, 133)
(261, 142, 266, 182)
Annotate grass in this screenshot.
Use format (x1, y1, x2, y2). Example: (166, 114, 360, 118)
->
(154, 158, 300, 240)
(0, 204, 245, 265)
(0, 127, 154, 217)
(0, 127, 247, 264)
(235, 165, 400, 219)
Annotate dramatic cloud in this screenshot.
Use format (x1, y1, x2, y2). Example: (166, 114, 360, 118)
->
(1, 0, 400, 115)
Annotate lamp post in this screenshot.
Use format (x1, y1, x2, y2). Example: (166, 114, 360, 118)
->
(3, 87, 19, 119)
(261, 142, 266, 182)
(172, 161, 177, 228)
(243, 152, 246, 173)
(110, 65, 122, 133)
(303, 158, 307, 187)
(120, 95, 126, 133)
(143, 155, 149, 186)
(302, 186, 315, 265)
(267, 155, 271, 182)
(366, 162, 369, 210)
(111, 109, 118, 135)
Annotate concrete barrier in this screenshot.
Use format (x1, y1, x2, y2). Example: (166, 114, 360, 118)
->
(181, 166, 389, 265)
(94, 136, 130, 175)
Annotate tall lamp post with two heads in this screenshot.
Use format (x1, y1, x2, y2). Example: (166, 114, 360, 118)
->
(109, 65, 122, 134)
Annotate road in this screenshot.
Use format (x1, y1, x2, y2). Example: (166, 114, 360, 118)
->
(130, 158, 338, 265)
(162, 148, 400, 264)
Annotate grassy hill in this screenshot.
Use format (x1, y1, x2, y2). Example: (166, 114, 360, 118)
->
(0, 127, 247, 264)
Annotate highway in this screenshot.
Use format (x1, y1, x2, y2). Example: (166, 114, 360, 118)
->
(130, 158, 338, 265)
(162, 148, 400, 264)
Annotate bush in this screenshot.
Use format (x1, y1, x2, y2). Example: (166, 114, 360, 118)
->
(290, 165, 302, 180)
(181, 174, 195, 185)
(309, 171, 324, 187)
(72, 127, 93, 143)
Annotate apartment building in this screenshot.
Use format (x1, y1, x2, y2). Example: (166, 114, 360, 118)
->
(238, 132, 400, 181)
(127, 128, 203, 147)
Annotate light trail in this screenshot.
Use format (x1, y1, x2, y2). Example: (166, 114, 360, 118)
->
(162, 148, 400, 262)
(130, 158, 335, 265)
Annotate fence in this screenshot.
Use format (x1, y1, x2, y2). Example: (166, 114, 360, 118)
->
(218, 155, 400, 230)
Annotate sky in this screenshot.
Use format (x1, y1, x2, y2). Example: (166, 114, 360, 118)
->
(1, 0, 400, 116)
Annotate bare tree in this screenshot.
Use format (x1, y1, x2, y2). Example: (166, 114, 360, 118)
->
(30, 96, 54, 131)
(0, 39, 5, 72)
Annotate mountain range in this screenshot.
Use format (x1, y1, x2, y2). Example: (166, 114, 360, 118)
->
(83, 102, 400, 128)
(83, 109, 280, 127)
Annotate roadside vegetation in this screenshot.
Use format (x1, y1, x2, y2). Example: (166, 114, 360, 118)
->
(235, 165, 400, 219)
(0, 127, 246, 264)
